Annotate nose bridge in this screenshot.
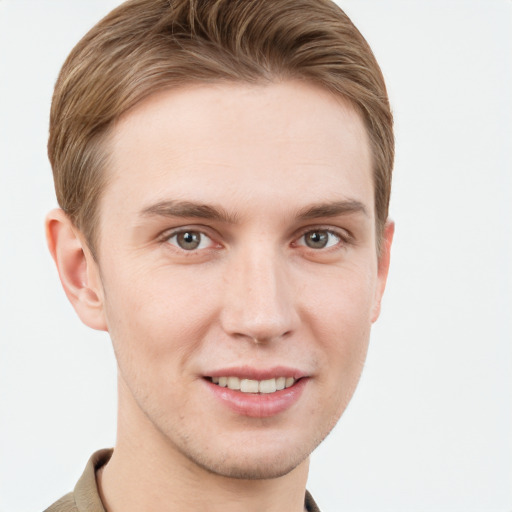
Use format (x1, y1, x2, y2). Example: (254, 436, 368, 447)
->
(221, 242, 298, 342)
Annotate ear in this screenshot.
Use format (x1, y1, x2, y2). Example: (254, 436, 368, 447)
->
(371, 220, 394, 323)
(45, 209, 107, 331)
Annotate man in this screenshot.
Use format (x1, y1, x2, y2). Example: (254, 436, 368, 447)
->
(44, 0, 394, 510)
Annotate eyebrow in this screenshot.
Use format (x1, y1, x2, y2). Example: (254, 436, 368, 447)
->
(140, 200, 239, 223)
(140, 198, 368, 223)
(296, 199, 368, 220)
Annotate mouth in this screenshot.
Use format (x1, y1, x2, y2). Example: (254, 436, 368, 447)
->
(203, 367, 308, 417)
(206, 376, 298, 394)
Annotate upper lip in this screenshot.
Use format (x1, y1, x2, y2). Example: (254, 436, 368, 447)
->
(205, 365, 308, 381)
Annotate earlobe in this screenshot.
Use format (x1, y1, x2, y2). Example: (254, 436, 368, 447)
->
(45, 209, 107, 331)
(371, 220, 394, 323)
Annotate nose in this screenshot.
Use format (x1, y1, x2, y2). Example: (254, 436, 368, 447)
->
(220, 245, 299, 344)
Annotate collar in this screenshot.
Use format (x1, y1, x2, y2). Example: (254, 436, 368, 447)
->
(57, 449, 321, 512)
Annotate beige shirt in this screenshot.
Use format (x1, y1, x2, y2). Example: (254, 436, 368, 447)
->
(44, 449, 321, 512)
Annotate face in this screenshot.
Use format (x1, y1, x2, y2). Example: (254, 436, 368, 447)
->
(91, 81, 391, 479)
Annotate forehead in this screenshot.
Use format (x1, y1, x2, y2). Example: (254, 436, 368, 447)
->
(103, 81, 374, 222)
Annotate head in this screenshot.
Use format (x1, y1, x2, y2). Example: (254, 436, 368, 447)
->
(46, 0, 394, 481)
(48, 0, 393, 258)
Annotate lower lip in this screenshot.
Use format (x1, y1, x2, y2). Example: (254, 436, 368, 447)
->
(204, 378, 308, 418)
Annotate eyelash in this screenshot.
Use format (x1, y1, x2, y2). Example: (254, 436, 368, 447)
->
(293, 228, 350, 251)
(159, 226, 352, 254)
(161, 228, 218, 253)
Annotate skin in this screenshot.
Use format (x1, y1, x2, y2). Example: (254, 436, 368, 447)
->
(47, 81, 393, 512)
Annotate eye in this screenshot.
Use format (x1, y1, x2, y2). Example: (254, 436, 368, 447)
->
(297, 229, 341, 249)
(166, 230, 214, 251)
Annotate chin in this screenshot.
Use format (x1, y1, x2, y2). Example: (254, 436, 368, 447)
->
(191, 447, 311, 480)
(170, 421, 335, 481)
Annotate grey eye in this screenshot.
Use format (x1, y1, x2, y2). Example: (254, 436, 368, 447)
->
(168, 231, 212, 251)
(300, 230, 340, 249)
(177, 231, 201, 250)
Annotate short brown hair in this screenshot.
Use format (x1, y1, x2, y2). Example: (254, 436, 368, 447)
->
(48, 0, 393, 256)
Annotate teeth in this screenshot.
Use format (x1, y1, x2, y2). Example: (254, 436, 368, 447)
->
(227, 376, 241, 390)
(259, 378, 277, 394)
(211, 376, 296, 393)
(240, 379, 259, 393)
(276, 377, 286, 390)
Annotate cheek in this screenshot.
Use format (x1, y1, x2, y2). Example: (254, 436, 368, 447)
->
(101, 264, 219, 376)
(304, 261, 377, 335)
(302, 265, 376, 386)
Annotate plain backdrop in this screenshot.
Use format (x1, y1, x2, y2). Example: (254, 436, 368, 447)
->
(0, 1, 511, 511)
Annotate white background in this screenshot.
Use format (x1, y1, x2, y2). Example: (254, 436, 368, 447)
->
(0, 1, 511, 511)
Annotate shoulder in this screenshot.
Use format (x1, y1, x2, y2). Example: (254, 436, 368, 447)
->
(42, 449, 111, 512)
(43, 492, 78, 512)
(305, 490, 322, 512)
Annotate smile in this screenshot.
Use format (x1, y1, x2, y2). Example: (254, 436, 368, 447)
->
(209, 376, 296, 394)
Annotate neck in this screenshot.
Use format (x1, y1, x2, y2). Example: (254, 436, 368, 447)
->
(97, 378, 310, 512)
